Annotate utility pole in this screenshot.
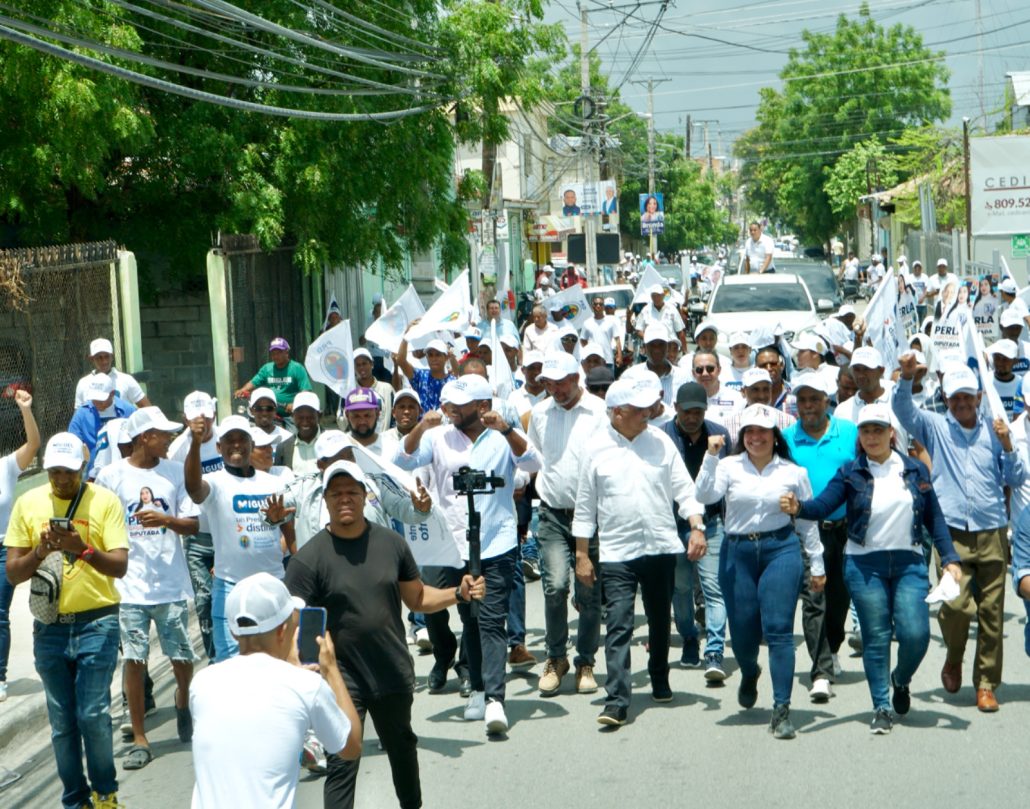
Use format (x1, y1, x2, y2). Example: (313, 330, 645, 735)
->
(963, 116, 972, 264)
(685, 114, 691, 160)
(631, 77, 669, 257)
(579, 4, 599, 285)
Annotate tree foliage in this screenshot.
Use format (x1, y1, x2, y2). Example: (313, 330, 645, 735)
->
(0, 0, 563, 287)
(734, 3, 950, 244)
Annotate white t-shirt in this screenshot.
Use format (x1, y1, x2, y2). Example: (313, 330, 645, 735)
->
(190, 652, 350, 809)
(523, 322, 559, 353)
(843, 259, 860, 281)
(580, 316, 619, 363)
(74, 368, 145, 408)
(0, 452, 21, 540)
(169, 432, 224, 475)
(909, 273, 928, 302)
(745, 233, 776, 272)
(201, 468, 286, 582)
(992, 374, 1022, 420)
(848, 453, 914, 556)
(925, 272, 958, 298)
(94, 458, 195, 605)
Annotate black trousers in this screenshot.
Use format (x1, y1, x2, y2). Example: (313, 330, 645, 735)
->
(324, 690, 420, 809)
(820, 522, 851, 654)
(421, 565, 469, 680)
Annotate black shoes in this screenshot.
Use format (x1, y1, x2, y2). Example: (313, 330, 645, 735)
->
(597, 705, 627, 726)
(738, 666, 761, 709)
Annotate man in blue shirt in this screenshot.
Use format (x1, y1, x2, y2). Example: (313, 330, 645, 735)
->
(896, 353, 1024, 713)
(783, 371, 858, 702)
(477, 300, 521, 343)
(68, 372, 137, 477)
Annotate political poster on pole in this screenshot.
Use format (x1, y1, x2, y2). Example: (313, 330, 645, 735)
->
(639, 193, 665, 236)
(304, 320, 354, 398)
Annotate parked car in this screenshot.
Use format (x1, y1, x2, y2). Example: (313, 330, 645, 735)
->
(775, 259, 843, 310)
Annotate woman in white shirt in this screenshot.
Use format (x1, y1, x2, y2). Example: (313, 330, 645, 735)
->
(782, 403, 962, 735)
(695, 404, 823, 741)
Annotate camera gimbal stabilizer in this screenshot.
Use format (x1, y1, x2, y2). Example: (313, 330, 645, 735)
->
(451, 466, 505, 617)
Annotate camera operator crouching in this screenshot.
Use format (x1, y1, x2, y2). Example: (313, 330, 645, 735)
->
(394, 375, 541, 736)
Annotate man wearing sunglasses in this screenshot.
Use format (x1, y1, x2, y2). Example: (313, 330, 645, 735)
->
(249, 387, 295, 467)
(690, 351, 743, 425)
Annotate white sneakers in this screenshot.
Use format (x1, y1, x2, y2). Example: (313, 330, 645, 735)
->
(809, 677, 834, 703)
(463, 691, 486, 721)
(484, 699, 508, 735)
(0, 681, 6, 702)
(414, 627, 432, 652)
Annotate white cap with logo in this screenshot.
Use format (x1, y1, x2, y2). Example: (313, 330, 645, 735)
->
(85, 373, 115, 399)
(739, 404, 778, 430)
(942, 367, 979, 398)
(249, 387, 277, 408)
(227, 572, 305, 637)
(292, 391, 322, 413)
(851, 346, 884, 369)
(538, 352, 581, 381)
(742, 368, 772, 387)
(43, 432, 86, 471)
(440, 375, 493, 406)
(605, 377, 660, 409)
(314, 430, 351, 461)
(856, 403, 893, 427)
(183, 391, 216, 420)
(125, 406, 183, 439)
(89, 338, 114, 357)
(216, 415, 252, 440)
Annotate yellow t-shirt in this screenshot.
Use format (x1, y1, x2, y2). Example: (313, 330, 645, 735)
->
(5, 482, 129, 614)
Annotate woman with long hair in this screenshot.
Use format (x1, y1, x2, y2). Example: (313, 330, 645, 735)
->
(781, 403, 962, 735)
(695, 404, 823, 740)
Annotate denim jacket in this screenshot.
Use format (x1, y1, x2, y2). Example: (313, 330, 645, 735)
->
(797, 450, 960, 566)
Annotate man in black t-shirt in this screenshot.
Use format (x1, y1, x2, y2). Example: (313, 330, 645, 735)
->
(285, 460, 483, 809)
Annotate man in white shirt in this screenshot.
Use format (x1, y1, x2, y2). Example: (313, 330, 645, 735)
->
(95, 407, 199, 770)
(528, 352, 607, 698)
(636, 286, 688, 354)
(74, 338, 150, 409)
(394, 375, 540, 735)
(572, 376, 705, 726)
(866, 255, 885, 287)
(722, 369, 796, 444)
(249, 387, 294, 466)
(289, 391, 322, 476)
(840, 252, 860, 282)
(580, 295, 623, 369)
(833, 346, 909, 449)
(189, 572, 361, 809)
(721, 332, 754, 392)
(744, 222, 775, 274)
(691, 350, 744, 424)
(184, 415, 287, 662)
(511, 352, 547, 428)
(523, 305, 559, 354)
(909, 260, 929, 320)
(924, 258, 959, 309)
(623, 323, 690, 407)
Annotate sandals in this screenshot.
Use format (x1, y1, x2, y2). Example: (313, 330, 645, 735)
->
(123, 744, 153, 770)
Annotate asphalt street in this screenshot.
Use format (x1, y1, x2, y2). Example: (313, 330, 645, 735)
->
(5, 564, 1030, 809)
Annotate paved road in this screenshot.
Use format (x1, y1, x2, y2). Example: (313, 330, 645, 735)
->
(5, 565, 1030, 809)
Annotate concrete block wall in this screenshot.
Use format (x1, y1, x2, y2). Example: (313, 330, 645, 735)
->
(139, 291, 216, 418)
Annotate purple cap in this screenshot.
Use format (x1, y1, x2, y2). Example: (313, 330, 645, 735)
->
(344, 387, 380, 411)
(268, 337, 290, 352)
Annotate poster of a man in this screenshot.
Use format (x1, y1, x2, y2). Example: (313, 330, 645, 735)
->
(562, 188, 581, 216)
(639, 192, 665, 235)
(601, 181, 618, 215)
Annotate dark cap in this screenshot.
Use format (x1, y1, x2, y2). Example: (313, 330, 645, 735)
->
(585, 366, 615, 388)
(675, 381, 708, 411)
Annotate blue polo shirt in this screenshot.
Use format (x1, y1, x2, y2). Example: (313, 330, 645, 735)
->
(783, 416, 858, 521)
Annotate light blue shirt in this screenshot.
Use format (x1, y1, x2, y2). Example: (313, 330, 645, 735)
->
(783, 416, 858, 521)
(894, 377, 1024, 531)
(394, 425, 540, 561)
(477, 318, 521, 343)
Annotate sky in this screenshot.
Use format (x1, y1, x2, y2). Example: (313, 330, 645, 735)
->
(545, 0, 1030, 157)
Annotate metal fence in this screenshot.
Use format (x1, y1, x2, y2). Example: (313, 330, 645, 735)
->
(0, 241, 120, 463)
(903, 230, 958, 273)
(217, 235, 311, 397)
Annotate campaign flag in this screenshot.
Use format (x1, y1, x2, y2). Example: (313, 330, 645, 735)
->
(488, 320, 516, 400)
(321, 293, 342, 331)
(304, 319, 354, 398)
(632, 265, 684, 306)
(959, 311, 1008, 423)
(365, 285, 425, 355)
(863, 267, 904, 371)
(349, 444, 462, 568)
(545, 283, 590, 329)
(408, 270, 471, 339)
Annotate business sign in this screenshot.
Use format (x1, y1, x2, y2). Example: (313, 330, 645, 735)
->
(1013, 233, 1030, 258)
(970, 135, 1030, 236)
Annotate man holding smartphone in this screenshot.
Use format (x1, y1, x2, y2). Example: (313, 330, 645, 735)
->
(285, 460, 484, 809)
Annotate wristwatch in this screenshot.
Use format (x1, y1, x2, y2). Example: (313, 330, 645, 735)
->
(691, 523, 706, 533)
(454, 585, 467, 603)
(500, 425, 514, 436)
(78, 545, 96, 564)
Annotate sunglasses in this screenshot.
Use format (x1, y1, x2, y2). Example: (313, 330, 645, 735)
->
(251, 405, 277, 413)
(693, 365, 718, 374)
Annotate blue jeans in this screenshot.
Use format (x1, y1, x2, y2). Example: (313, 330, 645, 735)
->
(673, 518, 726, 655)
(601, 553, 676, 711)
(844, 550, 931, 711)
(537, 505, 601, 667)
(507, 543, 526, 647)
(185, 533, 215, 662)
(720, 534, 803, 707)
(457, 548, 516, 703)
(34, 613, 121, 808)
(211, 576, 240, 661)
(0, 545, 15, 681)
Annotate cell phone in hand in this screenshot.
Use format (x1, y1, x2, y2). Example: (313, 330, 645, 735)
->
(298, 607, 327, 665)
(49, 518, 72, 532)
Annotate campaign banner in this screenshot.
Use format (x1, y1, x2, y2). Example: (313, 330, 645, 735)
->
(407, 270, 471, 339)
(304, 320, 353, 398)
(365, 285, 425, 355)
(960, 313, 1007, 423)
(639, 193, 665, 236)
(545, 284, 590, 329)
(863, 267, 903, 371)
(349, 443, 462, 568)
(970, 135, 1030, 236)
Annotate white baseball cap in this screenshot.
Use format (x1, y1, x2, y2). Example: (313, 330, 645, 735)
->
(538, 352, 581, 381)
(856, 403, 893, 428)
(250, 426, 280, 448)
(43, 432, 86, 471)
(89, 338, 114, 357)
(393, 389, 422, 407)
(897, 255, 907, 264)
(292, 391, 322, 413)
(580, 343, 604, 361)
(216, 415, 253, 440)
(742, 368, 772, 387)
(1000, 308, 1024, 329)
(942, 367, 979, 398)
(792, 333, 827, 355)
(183, 391, 216, 420)
(425, 339, 450, 355)
(987, 339, 1018, 360)
(647, 284, 665, 297)
(249, 387, 277, 408)
(440, 374, 493, 406)
(643, 323, 671, 344)
(837, 304, 856, 318)
(789, 371, 834, 396)
(227, 572, 305, 637)
(738, 404, 778, 430)
(851, 346, 884, 369)
(728, 331, 750, 348)
(999, 278, 1018, 295)
(125, 406, 183, 439)
(85, 373, 115, 399)
(936, 258, 949, 268)
(521, 350, 544, 368)
(499, 333, 520, 350)
(693, 321, 718, 340)
(603, 297, 616, 307)
(605, 377, 659, 408)
(314, 430, 351, 461)
(322, 459, 367, 491)
(353, 347, 373, 362)
(870, 255, 881, 263)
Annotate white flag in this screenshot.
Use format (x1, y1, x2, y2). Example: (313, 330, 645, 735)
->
(487, 320, 516, 401)
(304, 320, 354, 398)
(349, 444, 462, 568)
(863, 268, 903, 371)
(960, 310, 1008, 423)
(365, 285, 425, 355)
(632, 265, 684, 306)
(408, 270, 471, 339)
(322, 293, 341, 331)
(545, 284, 590, 330)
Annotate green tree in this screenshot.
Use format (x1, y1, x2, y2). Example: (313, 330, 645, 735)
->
(735, 3, 950, 245)
(823, 138, 899, 220)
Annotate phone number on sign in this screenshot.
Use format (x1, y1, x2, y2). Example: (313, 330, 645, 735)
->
(984, 197, 1030, 210)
